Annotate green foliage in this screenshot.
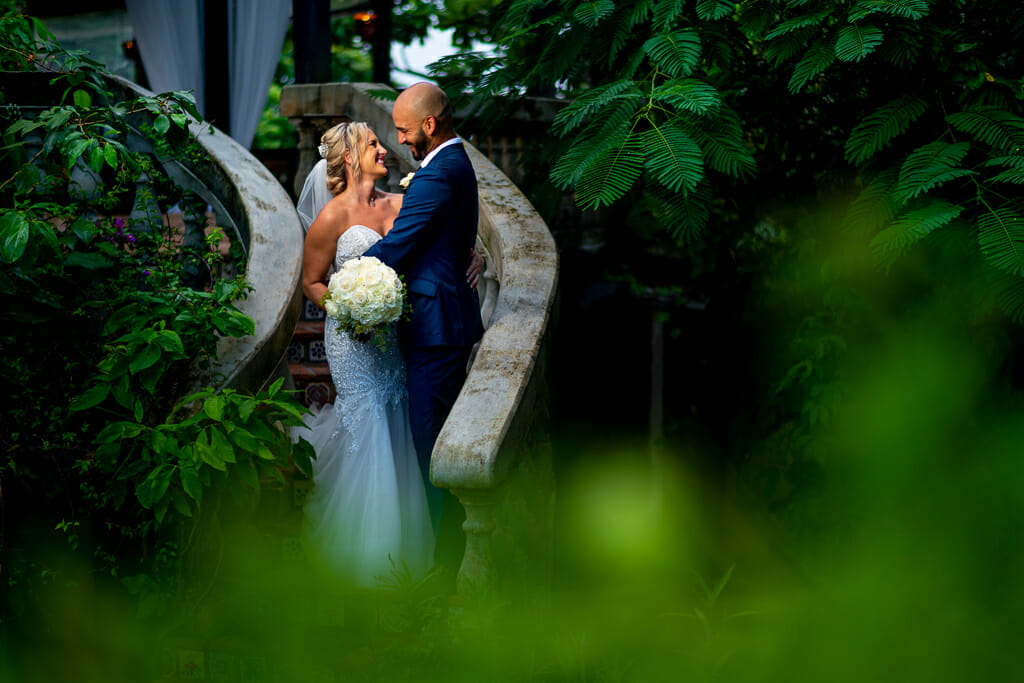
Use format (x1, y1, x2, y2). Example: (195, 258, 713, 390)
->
(0, 9, 312, 625)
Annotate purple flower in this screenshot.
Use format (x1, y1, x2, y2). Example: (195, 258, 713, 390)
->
(127, 234, 135, 243)
(114, 218, 125, 229)
(142, 269, 151, 276)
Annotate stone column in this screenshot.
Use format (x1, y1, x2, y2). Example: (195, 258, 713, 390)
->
(453, 487, 498, 595)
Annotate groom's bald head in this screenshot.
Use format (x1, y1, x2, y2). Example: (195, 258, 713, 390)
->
(392, 82, 456, 160)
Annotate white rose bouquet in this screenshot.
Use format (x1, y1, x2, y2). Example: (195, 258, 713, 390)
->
(321, 256, 408, 349)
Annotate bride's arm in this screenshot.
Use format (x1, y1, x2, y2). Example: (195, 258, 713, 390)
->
(302, 204, 343, 307)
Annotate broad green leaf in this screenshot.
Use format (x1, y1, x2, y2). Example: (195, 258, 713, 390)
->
(209, 427, 236, 463)
(154, 114, 170, 135)
(238, 398, 257, 422)
(204, 395, 225, 421)
(69, 382, 109, 412)
(88, 145, 106, 173)
(129, 342, 162, 375)
(72, 89, 92, 109)
(234, 456, 259, 490)
(65, 138, 90, 168)
(227, 425, 261, 452)
(0, 212, 30, 263)
(180, 467, 203, 503)
(199, 442, 227, 471)
(291, 438, 316, 479)
(642, 125, 704, 194)
(267, 376, 285, 398)
(103, 142, 118, 169)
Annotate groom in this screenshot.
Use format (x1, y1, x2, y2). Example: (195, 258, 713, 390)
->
(363, 82, 484, 530)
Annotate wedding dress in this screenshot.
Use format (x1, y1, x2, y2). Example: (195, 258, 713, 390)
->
(295, 225, 434, 586)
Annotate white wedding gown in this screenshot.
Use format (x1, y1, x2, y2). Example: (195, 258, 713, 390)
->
(295, 225, 434, 586)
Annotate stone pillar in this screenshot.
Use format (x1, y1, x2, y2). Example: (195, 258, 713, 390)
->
(290, 116, 334, 197)
(453, 487, 498, 595)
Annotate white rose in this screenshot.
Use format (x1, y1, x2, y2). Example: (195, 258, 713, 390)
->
(351, 290, 368, 306)
(364, 268, 383, 286)
(324, 299, 341, 319)
(400, 172, 415, 189)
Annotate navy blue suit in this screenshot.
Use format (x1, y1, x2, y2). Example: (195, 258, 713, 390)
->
(363, 141, 484, 525)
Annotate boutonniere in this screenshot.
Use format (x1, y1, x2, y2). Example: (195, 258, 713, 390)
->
(399, 171, 415, 190)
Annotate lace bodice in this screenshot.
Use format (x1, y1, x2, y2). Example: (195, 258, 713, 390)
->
(324, 225, 408, 450)
(334, 224, 384, 269)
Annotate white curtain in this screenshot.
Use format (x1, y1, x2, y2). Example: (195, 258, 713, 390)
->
(228, 0, 291, 150)
(125, 0, 205, 115)
(126, 0, 290, 149)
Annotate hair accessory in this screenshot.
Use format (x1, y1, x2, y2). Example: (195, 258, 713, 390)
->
(318, 142, 329, 158)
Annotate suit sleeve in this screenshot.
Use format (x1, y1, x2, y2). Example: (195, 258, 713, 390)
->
(364, 169, 449, 273)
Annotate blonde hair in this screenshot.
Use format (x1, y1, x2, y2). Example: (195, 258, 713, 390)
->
(321, 121, 370, 196)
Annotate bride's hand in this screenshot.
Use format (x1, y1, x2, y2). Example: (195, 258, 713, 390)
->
(467, 249, 484, 290)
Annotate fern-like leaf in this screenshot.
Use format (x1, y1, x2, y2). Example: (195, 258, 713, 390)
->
(653, 0, 687, 30)
(575, 133, 645, 209)
(550, 99, 638, 188)
(835, 24, 884, 62)
(651, 79, 721, 116)
(891, 141, 975, 206)
(869, 201, 963, 267)
(844, 94, 928, 166)
(764, 27, 816, 65)
(876, 24, 921, 67)
(644, 30, 702, 78)
(684, 106, 757, 180)
(993, 272, 1024, 324)
(552, 79, 643, 136)
(642, 123, 704, 193)
(849, 0, 929, 22)
(697, 0, 734, 21)
(947, 107, 1024, 156)
(606, 2, 653, 64)
(989, 169, 1024, 184)
(574, 0, 615, 27)
(650, 178, 713, 243)
(788, 40, 836, 92)
(977, 202, 1024, 276)
(765, 9, 831, 40)
(842, 167, 898, 235)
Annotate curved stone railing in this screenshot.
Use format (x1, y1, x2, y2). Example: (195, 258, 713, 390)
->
(282, 82, 559, 595)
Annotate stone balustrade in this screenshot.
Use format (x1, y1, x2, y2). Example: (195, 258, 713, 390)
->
(281, 82, 559, 595)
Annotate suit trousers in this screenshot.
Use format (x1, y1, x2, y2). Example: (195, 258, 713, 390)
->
(404, 343, 473, 534)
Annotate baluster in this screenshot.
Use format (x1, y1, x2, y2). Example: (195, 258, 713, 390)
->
(453, 487, 499, 596)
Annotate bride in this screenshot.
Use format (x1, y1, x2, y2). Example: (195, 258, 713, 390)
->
(294, 121, 478, 586)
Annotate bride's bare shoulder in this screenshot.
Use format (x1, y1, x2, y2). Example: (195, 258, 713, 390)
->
(308, 194, 354, 237)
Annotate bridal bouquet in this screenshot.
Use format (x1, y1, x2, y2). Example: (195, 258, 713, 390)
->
(322, 256, 408, 349)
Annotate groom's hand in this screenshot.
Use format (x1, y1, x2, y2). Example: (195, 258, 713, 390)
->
(467, 249, 484, 290)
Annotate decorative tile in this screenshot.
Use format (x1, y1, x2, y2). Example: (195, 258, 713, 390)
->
(308, 340, 327, 362)
(292, 479, 313, 508)
(303, 298, 325, 321)
(304, 382, 330, 407)
(286, 341, 304, 363)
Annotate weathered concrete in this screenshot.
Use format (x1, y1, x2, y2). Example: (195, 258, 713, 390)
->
(283, 82, 559, 595)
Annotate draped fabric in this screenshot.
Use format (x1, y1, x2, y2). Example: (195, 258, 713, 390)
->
(125, 0, 290, 149)
(228, 0, 291, 149)
(125, 0, 205, 115)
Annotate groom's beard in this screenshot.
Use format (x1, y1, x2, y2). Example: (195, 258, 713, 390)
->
(408, 127, 430, 160)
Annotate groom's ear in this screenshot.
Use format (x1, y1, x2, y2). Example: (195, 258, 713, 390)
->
(423, 115, 437, 136)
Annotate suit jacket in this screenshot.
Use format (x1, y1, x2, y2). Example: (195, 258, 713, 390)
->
(364, 142, 484, 349)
